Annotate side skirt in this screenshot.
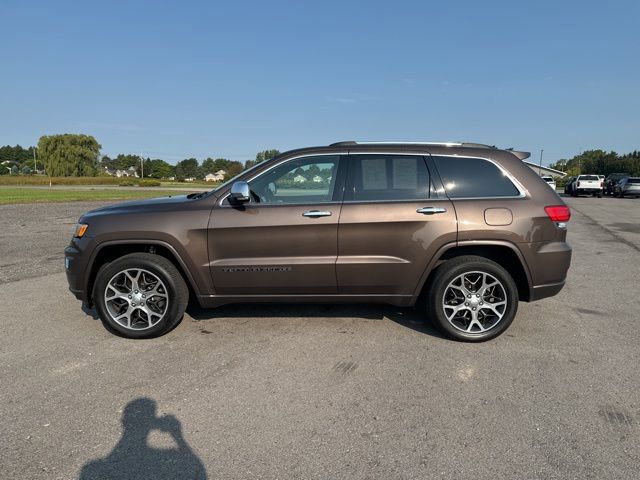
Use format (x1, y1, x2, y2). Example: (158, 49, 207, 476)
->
(196, 294, 415, 309)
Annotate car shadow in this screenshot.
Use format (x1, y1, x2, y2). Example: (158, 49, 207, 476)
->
(79, 397, 207, 479)
(187, 303, 447, 340)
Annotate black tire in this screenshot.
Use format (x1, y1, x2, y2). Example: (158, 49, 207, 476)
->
(93, 253, 189, 339)
(426, 255, 519, 342)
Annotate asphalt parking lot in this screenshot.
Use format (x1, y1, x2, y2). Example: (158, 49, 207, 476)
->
(1, 196, 639, 479)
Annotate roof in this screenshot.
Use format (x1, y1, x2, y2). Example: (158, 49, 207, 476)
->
(522, 161, 567, 177)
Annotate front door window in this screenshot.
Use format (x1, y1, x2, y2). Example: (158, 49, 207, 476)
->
(248, 155, 341, 204)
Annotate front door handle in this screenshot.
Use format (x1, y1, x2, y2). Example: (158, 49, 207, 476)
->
(303, 210, 332, 218)
(417, 206, 447, 215)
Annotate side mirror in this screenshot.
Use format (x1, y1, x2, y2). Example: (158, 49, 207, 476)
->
(230, 181, 250, 203)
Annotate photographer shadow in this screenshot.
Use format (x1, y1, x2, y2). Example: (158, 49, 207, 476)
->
(80, 397, 206, 479)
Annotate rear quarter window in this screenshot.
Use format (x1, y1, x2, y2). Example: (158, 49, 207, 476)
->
(432, 156, 520, 198)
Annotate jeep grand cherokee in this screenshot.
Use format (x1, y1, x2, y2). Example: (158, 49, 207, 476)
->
(65, 141, 572, 341)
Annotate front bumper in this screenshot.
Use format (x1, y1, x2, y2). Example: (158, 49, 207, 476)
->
(64, 238, 94, 303)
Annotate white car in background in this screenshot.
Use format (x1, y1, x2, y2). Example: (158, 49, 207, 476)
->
(541, 176, 556, 191)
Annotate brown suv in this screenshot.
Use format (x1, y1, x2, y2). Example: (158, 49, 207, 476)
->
(65, 141, 572, 341)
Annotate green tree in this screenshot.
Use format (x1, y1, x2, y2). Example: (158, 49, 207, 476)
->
(175, 158, 200, 180)
(201, 158, 216, 174)
(38, 134, 101, 177)
(246, 149, 280, 168)
(144, 159, 175, 179)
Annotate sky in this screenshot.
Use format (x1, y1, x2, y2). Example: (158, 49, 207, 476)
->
(1, 0, 638, 165)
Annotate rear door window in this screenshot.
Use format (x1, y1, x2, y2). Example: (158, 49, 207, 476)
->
(345, 154, 430, 201)
(432, 156, 520, 198)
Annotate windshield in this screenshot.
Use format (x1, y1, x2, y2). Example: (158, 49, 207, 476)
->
(541, 177, 553, 182)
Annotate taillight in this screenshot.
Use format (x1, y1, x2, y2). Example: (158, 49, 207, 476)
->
(600, 181, 604, 187)
(545, 205, 571, 222)
(577, 181, 581, 187)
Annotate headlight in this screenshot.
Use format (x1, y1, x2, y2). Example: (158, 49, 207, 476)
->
(74, 223, 89, 238)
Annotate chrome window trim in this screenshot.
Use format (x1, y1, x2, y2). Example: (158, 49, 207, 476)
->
(431, 153, 528, 200)
(218, 150, 527, 206)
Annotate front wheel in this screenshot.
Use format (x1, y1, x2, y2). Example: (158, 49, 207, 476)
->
(426, 256, 519, 341)
(93, 253, 189, 338)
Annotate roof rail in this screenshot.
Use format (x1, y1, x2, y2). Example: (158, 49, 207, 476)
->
(329, 140, 497, 148)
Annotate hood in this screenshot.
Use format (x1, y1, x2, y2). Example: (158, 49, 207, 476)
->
(81, 193, 206, 219)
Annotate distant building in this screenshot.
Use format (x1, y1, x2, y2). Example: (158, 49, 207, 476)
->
(204, 170, 226, 182)
(523, 161, 567, 178)
(105, 165, 139, 178)
(312, 175, 323, 183)
(293, 174, 306, 183)
(184, 177, 196, 182)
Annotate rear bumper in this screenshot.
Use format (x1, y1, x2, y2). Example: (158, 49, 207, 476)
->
(576, 188, 602, 194)
(529, 281, 565, 301)
(520, 240, 572, 302)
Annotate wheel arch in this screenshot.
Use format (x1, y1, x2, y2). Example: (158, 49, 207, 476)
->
(415, 241, 533, 303)
(85, 240, 200, 306)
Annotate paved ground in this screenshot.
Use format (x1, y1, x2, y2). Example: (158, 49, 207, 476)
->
(1, 196, 639, 479)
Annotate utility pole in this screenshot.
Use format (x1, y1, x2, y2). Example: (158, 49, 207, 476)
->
(538, 149, 544, 175)
(140, 153, 144, 179)
(33, 147, 37, 173)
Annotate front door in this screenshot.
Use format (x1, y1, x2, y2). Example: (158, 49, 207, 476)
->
(208, 154, 346, 295)
(337, 153, 457, 297)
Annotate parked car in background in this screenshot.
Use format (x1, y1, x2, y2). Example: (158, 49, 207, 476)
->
(604, 173, 629, 196)
(541, 176, 556, 191)
(564, 176, 576, 195)
(65, 141, 572, 342)
(570, 175, 603, 197)
(614, 176, 640, 198)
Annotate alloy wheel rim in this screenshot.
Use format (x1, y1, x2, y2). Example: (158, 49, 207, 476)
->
(104, 268, 169, 330)
(442, 271, 507, 334)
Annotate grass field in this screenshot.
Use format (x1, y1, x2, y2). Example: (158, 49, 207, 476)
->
(0, 175, 219, 188)
(0, 187, 184, 205)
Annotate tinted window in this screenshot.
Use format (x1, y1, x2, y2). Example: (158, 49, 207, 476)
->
(347, 155, 430, 201)
(579, 175, 599, 181)
(433, 156, 520, 198)
(249, 155, 340, 204)
(627, 178, 640, 184)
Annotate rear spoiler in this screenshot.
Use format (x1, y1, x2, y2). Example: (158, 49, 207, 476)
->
(506, 149, 531, 161)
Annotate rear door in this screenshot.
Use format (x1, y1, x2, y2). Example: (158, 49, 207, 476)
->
(336, 153, 457, 297)
(208, 154, 346, 295)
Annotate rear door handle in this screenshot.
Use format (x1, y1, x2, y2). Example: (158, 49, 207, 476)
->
(303, 210, 332, 218)
(417, 207, 447, 215)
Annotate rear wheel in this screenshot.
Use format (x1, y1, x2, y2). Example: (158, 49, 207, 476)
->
(426, 256, 518, 341)
(93, 253, 188, 338)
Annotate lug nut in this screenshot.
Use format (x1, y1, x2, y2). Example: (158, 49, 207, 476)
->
(128, 295, 132, 299)
(472, 307, 476, 311)
(465, 302, 469, 306)
(135, 290, 139, 294)
(467, 294, 471, 298)
(142, 294, 146, 298)
(132, 303, 136, 306)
